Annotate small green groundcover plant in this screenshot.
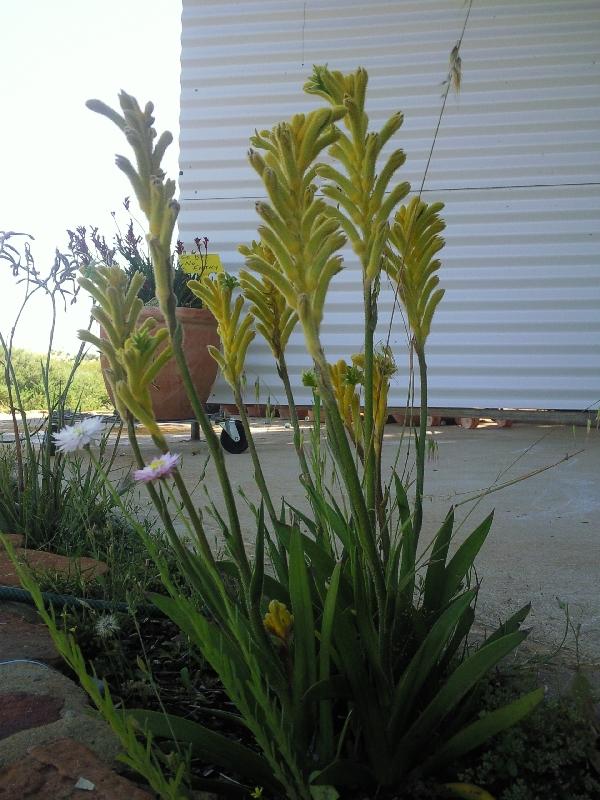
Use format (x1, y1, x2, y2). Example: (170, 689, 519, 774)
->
(2, 68, 546, 799)
(456, 675, 600, 800)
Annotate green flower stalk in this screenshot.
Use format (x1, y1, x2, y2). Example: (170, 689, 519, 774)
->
(352, 346, 397, 464)
(78, 261, 210, 561)
(245, 104, 386, 608)
(189, 272, 278, 523)
(304, 66, 410, 286)
(386, 198, 446, 355)
(238, 245, 298, 363)
(78, 263, 145, 421)
(385, 197, 446, 542)
(87, 91, 250, 585)
(243, 108, 346, 357)
(114, 321, 172, 447)
(304, 65, 410, 526)
(329, 358, 363, 459)
(238, 244, 314, 487)
(188, 273, 255, 389)
(353, 346, 397, 548)
(86, 92, 179, 324)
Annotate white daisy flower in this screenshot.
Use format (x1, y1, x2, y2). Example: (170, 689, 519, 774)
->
(53, 416, 104, 453)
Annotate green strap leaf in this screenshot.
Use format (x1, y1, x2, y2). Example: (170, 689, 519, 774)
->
(389, 590, 476, 737)
(274, 517, 351, 604)
(441, 512, 494, 606)
(423, 687, 545, 773)
(393, 630, 528, 775)
(318, 560, 343, 761)
(306, 485, 352, 550)
(289, 527, 317, 703)
(481, 602, 531, 648)
(331, 609, 390, 776)
(422, 508, 455, 615)
(127, 708, 282, 792)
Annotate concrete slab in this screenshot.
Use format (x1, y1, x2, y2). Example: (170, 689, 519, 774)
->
(64, 421, 600, 659)
(14, 420, 600, 659)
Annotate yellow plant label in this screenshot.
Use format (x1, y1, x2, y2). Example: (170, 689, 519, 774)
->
(179, 253, 223, 274)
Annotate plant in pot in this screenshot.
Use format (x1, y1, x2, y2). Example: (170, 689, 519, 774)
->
(69, 218, 220, 421)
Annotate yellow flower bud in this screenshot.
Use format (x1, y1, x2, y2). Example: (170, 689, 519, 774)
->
(263, 600, 294, 642)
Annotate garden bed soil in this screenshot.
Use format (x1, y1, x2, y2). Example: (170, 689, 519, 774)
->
(66, 608, 600, 800)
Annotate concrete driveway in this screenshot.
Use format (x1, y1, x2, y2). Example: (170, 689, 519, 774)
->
(121, 419, 599, 661)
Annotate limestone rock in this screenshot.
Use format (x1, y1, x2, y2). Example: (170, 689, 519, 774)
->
(0, 609, 62, 666)
(0, 737, 154, 798)
(0, 548, 108, 587)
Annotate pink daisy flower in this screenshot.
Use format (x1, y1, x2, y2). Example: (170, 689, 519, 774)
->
(134, 452, 180, 483)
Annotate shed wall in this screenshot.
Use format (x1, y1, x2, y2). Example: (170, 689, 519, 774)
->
(179, 0, 600, 410)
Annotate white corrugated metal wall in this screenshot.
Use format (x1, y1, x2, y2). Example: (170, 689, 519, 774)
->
(179, 0, 600, 410)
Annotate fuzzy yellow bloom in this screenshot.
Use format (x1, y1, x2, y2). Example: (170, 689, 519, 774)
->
(263, 600, 294, 642)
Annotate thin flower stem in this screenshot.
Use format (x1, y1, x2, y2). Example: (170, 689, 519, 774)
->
(362, 283, 377, 528)
(276, 354, 314, 492)
(451, 448, 585, 510)
(413, 347, 428, 544)
(163, 480, 206, 552)
(313, 349, 386, 608)
(233, 385, 278, 525)
(126, 418, 195, 558)
(170, 469, 215, 566)
(120, 420, 217, 595)
(168, 321, 251, 586)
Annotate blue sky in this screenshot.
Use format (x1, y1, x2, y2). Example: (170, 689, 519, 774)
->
(0, 0, 181, 352)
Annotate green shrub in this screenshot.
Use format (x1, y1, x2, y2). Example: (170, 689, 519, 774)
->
(0, 348, 110, 411)
(457, 678, 600, 800)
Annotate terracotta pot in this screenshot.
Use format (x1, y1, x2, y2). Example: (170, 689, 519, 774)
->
(101, 307, 220, 421)
(277, 405, 291, 420)
(305, 407, 326, 423)
(455, 417, 481, 430)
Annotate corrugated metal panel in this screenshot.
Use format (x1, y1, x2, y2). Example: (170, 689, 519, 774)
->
(179, 0, 600, 410)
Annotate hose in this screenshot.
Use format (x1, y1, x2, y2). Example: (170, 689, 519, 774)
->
(0, 584, 160, 616)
